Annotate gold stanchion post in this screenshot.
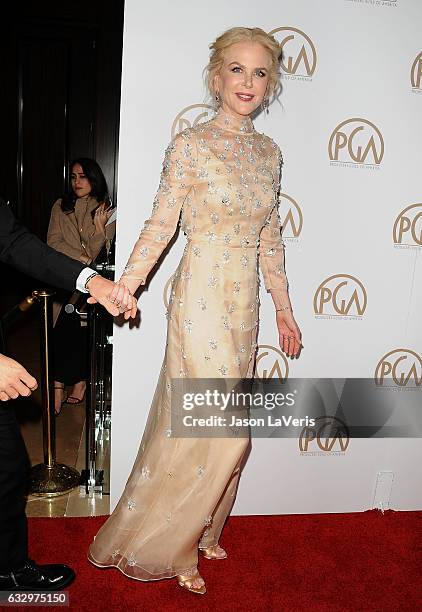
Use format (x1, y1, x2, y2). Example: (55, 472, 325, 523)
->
(29, 289, 80, 496)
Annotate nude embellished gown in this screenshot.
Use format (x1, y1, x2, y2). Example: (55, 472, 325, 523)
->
(88, 108, 288, 580)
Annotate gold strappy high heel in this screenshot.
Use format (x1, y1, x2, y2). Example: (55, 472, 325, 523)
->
(199, 544, 228, 560)
(176, 570, 206, 595)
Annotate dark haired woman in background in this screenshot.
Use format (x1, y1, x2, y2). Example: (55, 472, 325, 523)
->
(47, 158, 115, 414)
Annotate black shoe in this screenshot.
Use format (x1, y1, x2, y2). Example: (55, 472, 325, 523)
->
(0, 559, 75, 591)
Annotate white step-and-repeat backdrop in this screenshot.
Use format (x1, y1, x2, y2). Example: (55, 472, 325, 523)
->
(110, 0, 422, 513)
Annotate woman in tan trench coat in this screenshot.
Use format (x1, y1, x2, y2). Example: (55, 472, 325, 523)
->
(47, 158, 115, 413)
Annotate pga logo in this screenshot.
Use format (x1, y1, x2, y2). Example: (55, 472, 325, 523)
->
(375, 349, 422, 387)
(329, 118, 384, 166)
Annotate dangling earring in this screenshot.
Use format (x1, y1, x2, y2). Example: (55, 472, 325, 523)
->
(215, 92, 220, 109)
(261, 96, 269, 114)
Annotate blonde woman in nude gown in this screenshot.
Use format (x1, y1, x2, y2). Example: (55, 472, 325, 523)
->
(88, 27, 302, 595)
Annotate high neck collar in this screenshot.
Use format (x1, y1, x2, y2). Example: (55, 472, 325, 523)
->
(213, 108, 254, 135)
(74, 195, 96, 209)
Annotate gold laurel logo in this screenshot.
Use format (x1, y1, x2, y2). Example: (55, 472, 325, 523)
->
(171, 104, 214, 139)
(279, 193, 303, 238)
(393, 203, 422, 247)
(269, 27, 317, 78)
(411, 51, 422, 89)
(299, 416, 349, 453)
(255, 344, 289, 381)
(375, 349, 422, 387)
(313, 274, 367, 317)
(328, 118, 384, 166)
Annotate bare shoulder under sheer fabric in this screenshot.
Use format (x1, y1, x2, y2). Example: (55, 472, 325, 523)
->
(88, 108, 288, 580)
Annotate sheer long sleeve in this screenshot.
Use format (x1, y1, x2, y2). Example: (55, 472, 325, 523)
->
(121, 129, 197, 286)
(258, 145, 288, 292)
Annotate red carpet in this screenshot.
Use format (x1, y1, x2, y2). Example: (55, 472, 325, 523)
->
(28, 511, 421, 611)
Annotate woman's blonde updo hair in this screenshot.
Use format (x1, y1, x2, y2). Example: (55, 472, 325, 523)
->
(204, 27, 282, 101)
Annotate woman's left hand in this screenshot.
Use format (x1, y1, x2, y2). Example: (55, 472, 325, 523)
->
(93, 202, 112, 233)
(276, 310, 302, 358)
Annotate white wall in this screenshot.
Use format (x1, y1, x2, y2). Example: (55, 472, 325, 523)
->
(110, 0, 422, 513)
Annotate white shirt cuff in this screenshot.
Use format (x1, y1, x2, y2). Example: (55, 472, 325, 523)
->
(76, 267, 97, 293)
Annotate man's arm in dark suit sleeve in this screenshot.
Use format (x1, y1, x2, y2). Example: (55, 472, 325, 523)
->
(0, 199, 84, 292)
(0, 198, 136, 325)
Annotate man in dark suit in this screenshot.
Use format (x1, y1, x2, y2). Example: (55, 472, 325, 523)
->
(0, 198, 136, 590)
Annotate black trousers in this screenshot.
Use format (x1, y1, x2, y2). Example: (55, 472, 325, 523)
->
(53, 307, 87, 386)
(0, 404, 29, 572)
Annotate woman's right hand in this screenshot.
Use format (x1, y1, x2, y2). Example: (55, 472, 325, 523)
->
(93, 202, 112, 234)
(107, 280, 139, 320)
(117, 276, 141, 297)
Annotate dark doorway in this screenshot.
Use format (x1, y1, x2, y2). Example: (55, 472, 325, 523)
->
(0, 0, 124, 303)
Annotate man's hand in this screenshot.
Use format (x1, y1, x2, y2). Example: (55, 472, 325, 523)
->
(0, 354, 38, 401)
(86, 276, 137, 319)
